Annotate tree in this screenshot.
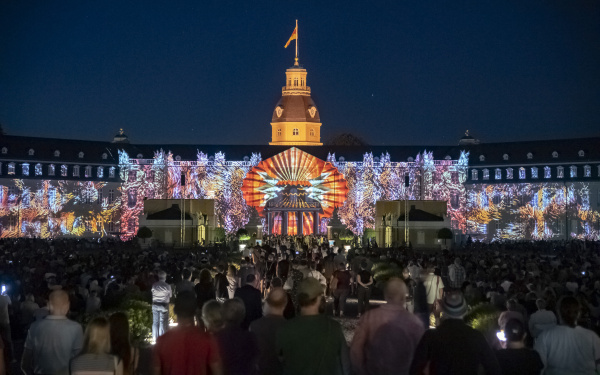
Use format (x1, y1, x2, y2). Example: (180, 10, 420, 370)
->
(236, 228, 250, 242)
(137, 226, 152, 239)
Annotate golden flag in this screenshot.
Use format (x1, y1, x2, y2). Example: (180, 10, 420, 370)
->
(284, 26, 297, 48)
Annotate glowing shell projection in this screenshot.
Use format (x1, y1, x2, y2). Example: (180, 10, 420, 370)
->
(241, 147, 348, 219)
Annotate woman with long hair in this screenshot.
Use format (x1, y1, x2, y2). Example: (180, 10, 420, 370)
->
(109, 312, 139, 375)
(70, 317, 124, 375)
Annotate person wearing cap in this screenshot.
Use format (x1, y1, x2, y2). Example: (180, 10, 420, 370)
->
(151, 270, 172, 343)
(277, 278, 350, 375)
(495, 319, 543, 375)
(351, 278, 424, 375)
(410, 291, 501, 375)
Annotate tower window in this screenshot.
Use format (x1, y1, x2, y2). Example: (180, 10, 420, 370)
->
(471, 169, 478, 181)
(277, 129, 282, 136)
(309, 129, 315, 137)
(293, 128, 299, 136)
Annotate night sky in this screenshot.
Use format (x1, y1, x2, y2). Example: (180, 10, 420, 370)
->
(1, 1, 599, 146)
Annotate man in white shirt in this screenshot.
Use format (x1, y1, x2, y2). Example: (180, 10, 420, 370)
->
(152, 270, 172, 343)
(423, 265, 444, 309)
(528, 298, 557, 339)
(535, 296, 600, 375)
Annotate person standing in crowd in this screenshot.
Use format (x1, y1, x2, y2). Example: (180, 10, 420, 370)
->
(226, 265, 239, 299)
(448, 257, 466, 290)
(356, 260, 373, 318)
(423, 263, 444, 312)
(332, 263, 351, 317)
(528, 298, 557, 340)
(413, 270, 430, 328)
(307, 261, 327, 289)
(351, 278, 424, 375)
(495, 319, 543, 375)
(153, 291, 223, 375)
(271, 278, 295, 319)
(216, 298, 259, 375)
(151, 270, 172, 343)
(22, 290, 84, 375)
(410, 292, 501, 375)
(214, 265, 229, 302)
(277, 278, 350, 375)
(195, 269, 216, 326)
(201, 300, 225, 334)
(234, 274, 263, 330)
(277, 253, 290, 282)
(69, 317, 124, 375)
(0, 336, 5, 375)
(250, 287, 288, 375)
(110, 312, 139, 375)
(0, 287, 12, 364)
(175, 268, 194, 296)
(535, 296, 600, 374)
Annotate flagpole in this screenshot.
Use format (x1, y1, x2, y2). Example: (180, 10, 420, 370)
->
(295, 19, 298, 65)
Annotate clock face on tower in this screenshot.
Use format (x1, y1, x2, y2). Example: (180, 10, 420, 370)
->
(276, 106, 283, 118)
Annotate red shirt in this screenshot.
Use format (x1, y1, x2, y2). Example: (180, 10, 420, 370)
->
(153, 325, 221, 375)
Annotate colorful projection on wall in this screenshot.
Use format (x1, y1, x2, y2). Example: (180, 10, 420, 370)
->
(0, 179, 121, 238)
(241, 147, 348, 219)
(465, 182, 600, 241)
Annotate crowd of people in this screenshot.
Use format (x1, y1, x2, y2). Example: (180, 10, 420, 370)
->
(0, 237, 600, 374)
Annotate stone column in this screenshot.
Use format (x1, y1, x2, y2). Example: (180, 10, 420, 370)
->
(297, 211, 303, 236)
(282, 211, 288, 235)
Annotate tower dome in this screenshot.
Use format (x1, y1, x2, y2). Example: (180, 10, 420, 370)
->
(270, 60, 322, 146)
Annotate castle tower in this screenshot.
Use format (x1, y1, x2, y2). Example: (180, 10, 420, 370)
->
(269, 59, 322, 146)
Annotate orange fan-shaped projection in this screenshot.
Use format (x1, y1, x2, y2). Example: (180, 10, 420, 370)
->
(242, 147, 348, 218)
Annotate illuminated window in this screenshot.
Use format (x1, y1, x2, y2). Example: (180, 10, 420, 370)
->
(102, 153, 107, 160)
(78, 152, 84, 159)
(8, 186, 16, 201)
(544, 166, 551, 178)
(28, 148, 35, 156)
(483, 169, 489, 180)
(471, 169, 478, 180)
(35, 163, 42, 176)
(552, 151, 558, 158)
(531, 167, 538, 179)
(288, 79, 291, 86)
(579, 150, 585, 157)
(570, 166, 577, 178)
(48, 164, 55, 176)
(109, 167, 115, 178)
(128, 170, 136, 182)
(310, 129, 315, 137)
(98, 189, 103, 204)
(127, 188, 137, 207)
(277, 129, 281, 136)
(584, 165, 591, 178)
(48, 188, 56, 206)
(301, 79, 304, 86)
(294, 78, 298, 86)
(54, 150, 60, 157)
(557, 166, 564, 178)
(22, 163, 30, 176)
(479, 155, 485, 162)
(503, 154, 509, 161)
(495, 169, 501, 180)
(108, 189, 114, 203)
(1, 147, 7, 155)
(97, 167, 103, 179)
(527, 152, 533, 160)
(506, 168, 513, 179)
(22, 190, 30, 206)
(8, 163, 15, 175)
(73, 165, 80, 177)
(293, 128, 299, 136)
(84, 166, 92, 178)
(519, 167, 526, 179)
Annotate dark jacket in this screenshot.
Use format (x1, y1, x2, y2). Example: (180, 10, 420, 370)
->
(234, 284, 263, 330)
(410, 318, 502, 375)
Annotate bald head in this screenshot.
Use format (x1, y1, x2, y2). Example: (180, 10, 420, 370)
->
(48, 290, 70, 316)
(384, 277, 408, 305)
(265, 287, 288, 316)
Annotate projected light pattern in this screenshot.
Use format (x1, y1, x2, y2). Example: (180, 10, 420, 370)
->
(0, 179, 121, 238)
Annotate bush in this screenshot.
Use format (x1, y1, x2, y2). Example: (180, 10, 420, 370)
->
(236, 228, 250, 241)
(137, 226, 153, 239)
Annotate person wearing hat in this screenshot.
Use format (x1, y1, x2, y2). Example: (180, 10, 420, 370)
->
(277, 278, 350, 375)
(410, 291, 501, 375)
(495, 319, 543, 375)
